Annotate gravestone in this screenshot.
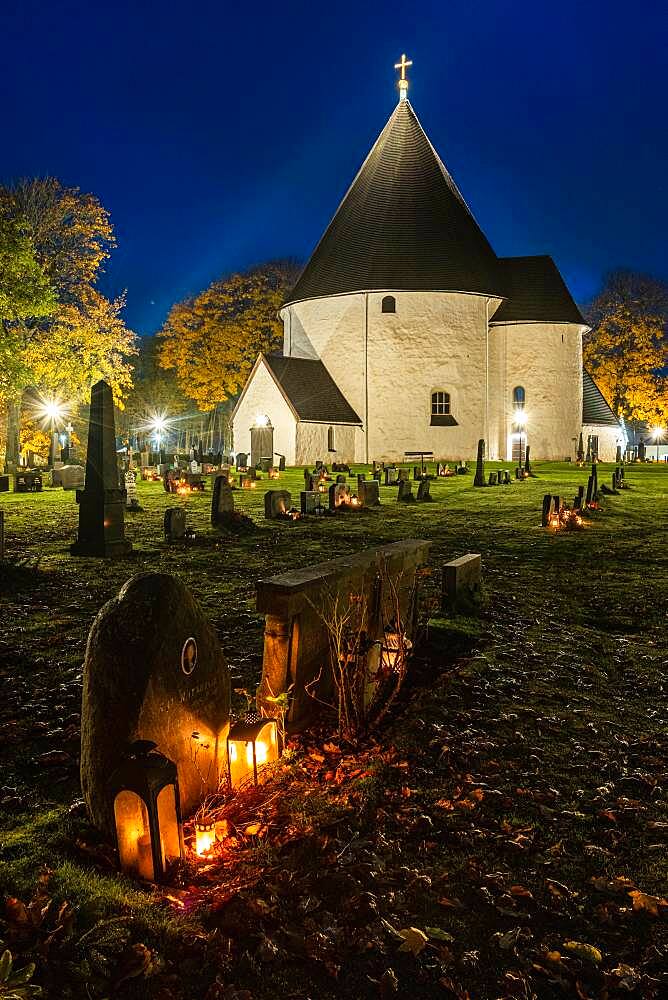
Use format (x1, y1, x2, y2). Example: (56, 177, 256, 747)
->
(456, 461, 468, 475)
(616, 445, 622, 465)
(211, 475, 235, 525)
(488, 472, 497, 486)
(524, 446, 532, 474)
(124, 470, 141, 510)
(277, 455, 286, 472)
(473, 439, 486, 487)
(574, 485, 585, 510)
(441, 553, 482, 610)
(71, 381, 131, 557)
(576, 433, 585, 464)
(264, 490, 291, 519)
(503, 470, 511, 485)
(384, 467, 398, 486)
(236, 452, 248, 469)
(416, 478, 432, 502)
(256, 539, 431, 729)
(398, 468, 409, 481)
(53, 465, 85, 489)
(541, 494, 552, 526)
(397, 479, 414, 503)
(80, 572, 231, 836)
(357, 474, 366, 487)
(300, 490, 319, 515)
(336, 474, 347, 484)
(515, 467, 523, 480)
(14, 471, 42, 493)
(164, 507, 186, 541)
(0, 475, 8, 492)
(259, 458, 272, 473)
(585, 475, 594, 505)
(303, 469, 315, 491)
(358, 479, 380, 507)
(329, 482, 350, 510)
(373, 470, 382, 482)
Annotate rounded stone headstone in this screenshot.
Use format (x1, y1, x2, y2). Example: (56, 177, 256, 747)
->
(80, 572, 230, 836)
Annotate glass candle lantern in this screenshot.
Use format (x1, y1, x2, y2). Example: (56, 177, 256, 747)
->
(380, 631, 413, 674)
(227, 718, 279, 789)
(110, 741, 183, 882)
(194, 818, 216, 857)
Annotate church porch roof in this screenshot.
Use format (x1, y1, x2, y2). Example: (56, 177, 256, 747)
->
(263, 355, 362, 425)
(582, 369, 620, 426)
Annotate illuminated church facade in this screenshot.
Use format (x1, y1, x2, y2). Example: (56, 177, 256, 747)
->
(233, 59, 620, 465)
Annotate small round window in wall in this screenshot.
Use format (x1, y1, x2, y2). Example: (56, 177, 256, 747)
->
(381, 295, 396, 313)
(181, 637, 198, 675)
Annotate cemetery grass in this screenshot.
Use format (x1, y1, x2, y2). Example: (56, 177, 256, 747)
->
(0, 463, 666, 998)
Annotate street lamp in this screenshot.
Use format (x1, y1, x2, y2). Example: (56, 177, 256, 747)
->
(651, 426, 665, 462)
(37, 397, 68, 466)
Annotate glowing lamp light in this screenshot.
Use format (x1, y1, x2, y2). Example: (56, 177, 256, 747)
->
(194, 818, 216, 857)
(109, 741, 183, 882)
(513, 408, 527, 427)
(254, 413, 270, 427)
(651, 426, 665, 440)
(380, 631, 413, 674)
(227, 718, 279, 790)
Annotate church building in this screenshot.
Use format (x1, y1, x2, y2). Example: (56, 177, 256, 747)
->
(233, 59, 621, 466)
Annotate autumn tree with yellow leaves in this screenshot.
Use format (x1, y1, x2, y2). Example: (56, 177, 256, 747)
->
(0, 178, 136, 467)
(157, 261, 299, 411)
(584, 270, 668, 427)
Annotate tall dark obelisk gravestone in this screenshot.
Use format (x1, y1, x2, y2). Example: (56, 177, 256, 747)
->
(473, 439, 486, 487)
(71, 380, 132, 557)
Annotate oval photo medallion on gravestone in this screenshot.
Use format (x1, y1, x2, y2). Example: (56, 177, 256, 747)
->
(181, 636, 198, 675)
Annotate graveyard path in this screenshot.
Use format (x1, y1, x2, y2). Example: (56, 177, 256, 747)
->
(0, 462, 666, 998)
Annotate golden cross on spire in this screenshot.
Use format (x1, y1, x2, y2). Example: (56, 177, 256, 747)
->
(394, 53, 413, 100)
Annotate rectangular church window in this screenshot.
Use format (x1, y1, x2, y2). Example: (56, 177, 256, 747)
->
(430, 391, 457, 426)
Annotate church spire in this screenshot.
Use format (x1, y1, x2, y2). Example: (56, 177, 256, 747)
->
(394, 53, 413, 101)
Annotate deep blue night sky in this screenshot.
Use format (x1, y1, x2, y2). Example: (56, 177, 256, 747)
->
(2, 0, 666, 335)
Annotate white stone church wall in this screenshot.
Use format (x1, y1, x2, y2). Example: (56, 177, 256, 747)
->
(365, 291, 501, 462)
(282, 296, 367, 462)
(582, 424, 622, 462)
(295, 423, 357, 466)
(489, 322, 584, 461)
(232, 362, 297, 466)
(284, 290, 503, 462)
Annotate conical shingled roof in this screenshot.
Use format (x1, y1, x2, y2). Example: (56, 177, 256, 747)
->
(285, 100, 501, 305)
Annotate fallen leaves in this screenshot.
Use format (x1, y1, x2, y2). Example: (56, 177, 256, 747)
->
(563, 940, 603, 964)
(397, 927, 428, 955)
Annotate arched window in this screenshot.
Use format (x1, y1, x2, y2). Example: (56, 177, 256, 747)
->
(381, 295, 396, 314)
(430, 391, 458, 426)
(431, 391, 450, 415)
(513, 386, 526, 408)
(327, 426, 335, 451)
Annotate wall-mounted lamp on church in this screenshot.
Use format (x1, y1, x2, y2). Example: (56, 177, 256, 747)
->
(110, 741, 183, 882)
(227, 717, 279, 789)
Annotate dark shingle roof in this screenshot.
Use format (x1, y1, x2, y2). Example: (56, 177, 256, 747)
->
(264, 355, 361, 424)
(285, 100, 500, 305)
(492, 256, 585, 325)
(582, 369, 619, 426)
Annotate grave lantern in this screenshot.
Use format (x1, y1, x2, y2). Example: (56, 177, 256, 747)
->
(110, 740, 183, 882)
(194, 817, 216, 857)
(380, 630, 413, 674)
(227, 717, 279, 789)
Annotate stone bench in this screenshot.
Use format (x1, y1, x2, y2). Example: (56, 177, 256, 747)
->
(256, 539, 431, 729)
